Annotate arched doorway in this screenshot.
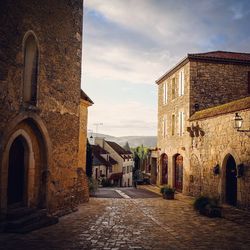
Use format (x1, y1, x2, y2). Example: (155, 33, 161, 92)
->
(225, 155, 237, 206)
(7, 136, 28, 206)
(161, 154, 168, 185)
(0, 116, 51, 215)
(174, 154, 183, 192)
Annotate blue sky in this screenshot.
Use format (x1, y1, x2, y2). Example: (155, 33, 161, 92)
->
(82, 0, 250, 137)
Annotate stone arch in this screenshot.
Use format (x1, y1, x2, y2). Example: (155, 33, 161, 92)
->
(22, 31, 40, 105)
(189, 154, 202, 197)
(0, 113, 51, 216)
(160, 153, 168, 185)
(3, 130, 35, 209)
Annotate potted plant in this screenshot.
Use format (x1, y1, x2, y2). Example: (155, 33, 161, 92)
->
(194, 196, 222, 218)
(160, 185, 175, 200)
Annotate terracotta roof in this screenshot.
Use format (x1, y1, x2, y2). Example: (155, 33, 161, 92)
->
(156, 50, 250, 84)
(91, 145, 118, 166)
(106, 141, 132, 157)
(91, 145, 108, 154)
(189, 97, 250, 121)
(80, 89, 94, 104)
(188, 51, 250, 61)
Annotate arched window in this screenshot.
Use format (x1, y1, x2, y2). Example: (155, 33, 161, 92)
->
(23, 33, 38, 105)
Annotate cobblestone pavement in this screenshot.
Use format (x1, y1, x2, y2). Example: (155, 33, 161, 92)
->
(0, 195, 250, 250)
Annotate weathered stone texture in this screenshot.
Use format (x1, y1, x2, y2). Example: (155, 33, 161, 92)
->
(0, 0, 88, 217)
(189, 109, 250, 209)
(190, 61, 250, 115)
(157, 63, 191, 189)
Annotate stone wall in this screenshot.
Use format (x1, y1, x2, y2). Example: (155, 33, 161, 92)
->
(157, 63, 191, 192)
(190, 61, 250, 115)
(0, 0, 88, 216)
(189, 109, 250, 209)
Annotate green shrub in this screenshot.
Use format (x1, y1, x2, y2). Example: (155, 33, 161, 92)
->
(194, 196, 221, 218)
(160, 185, 175, 195)
(194, 196, 211, 211)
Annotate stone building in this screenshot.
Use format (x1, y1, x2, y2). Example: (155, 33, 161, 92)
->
(189, 97, 250, 209)
(91, 144, 118, 184)
(156, 51, 250, 208)
(0, 0, 92, 228)
(95, 138, 134, 187)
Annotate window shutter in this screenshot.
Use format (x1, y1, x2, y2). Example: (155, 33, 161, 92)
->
(163, 82, 168, 104)
(178, 72, 181, 96)
(163, 83, 165, 104)
(182, 112, 185, 135)
(162, 118, 165, 137)
(165, 83, 168, 103)
(164, 117, 167, 137)
(181, 70, 184, 95)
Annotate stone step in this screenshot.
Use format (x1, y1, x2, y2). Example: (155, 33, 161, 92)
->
(3, 208, 59, 233)
(5, 215, 58, 234)
(5, 209, 47, 230)
(6, 206, 37, 221)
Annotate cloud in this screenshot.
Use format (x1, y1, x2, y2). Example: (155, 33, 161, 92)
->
(88, 100, 157, 136)
(83, 0, 250, 136)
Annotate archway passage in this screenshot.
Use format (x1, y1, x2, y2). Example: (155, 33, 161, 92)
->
(7, 136, 27, 206)
(161, 154, 168, 185)
(174, 154, 183, 192)
(225, 155, 237, 206)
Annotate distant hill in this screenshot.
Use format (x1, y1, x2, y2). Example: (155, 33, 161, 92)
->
(88, 133, 157, 148)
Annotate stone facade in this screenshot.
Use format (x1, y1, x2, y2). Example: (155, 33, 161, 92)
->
(188, 98, 250, 209)
(189, 61, 250, 115)
(0, 0, 90, 219)
(156, 51, 250, 209)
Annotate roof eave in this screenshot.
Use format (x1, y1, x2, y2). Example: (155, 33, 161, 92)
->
(155, 56, 189, 85)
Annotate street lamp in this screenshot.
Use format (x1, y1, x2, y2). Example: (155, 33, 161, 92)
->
(234, 113, 250, 132)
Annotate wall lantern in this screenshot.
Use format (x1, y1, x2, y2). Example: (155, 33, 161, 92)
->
(213, 164, 220, 175)
(234, 113, 250, 132)
(236, 164, 244, 178)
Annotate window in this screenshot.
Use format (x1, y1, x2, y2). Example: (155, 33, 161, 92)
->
(130, 166, 133, 172)
(178, 111, 184, 136)
(23, 33, 39, 105)
(171, 78, 176, 100)
(122, 167, 126, 174)
(163, 82, 167, 104)
(178, 70, 184, 96)
(171, 114, 175, 136)
(162, 116, 167, 138)
(127, 166, 130, 174)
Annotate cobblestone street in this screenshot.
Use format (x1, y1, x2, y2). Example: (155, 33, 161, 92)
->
(1, 188, 250, 250)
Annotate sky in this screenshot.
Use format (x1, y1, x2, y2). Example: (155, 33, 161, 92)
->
(82, 0, 250, 137)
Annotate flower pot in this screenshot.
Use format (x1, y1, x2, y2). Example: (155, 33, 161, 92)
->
(163, 193, 175, 200)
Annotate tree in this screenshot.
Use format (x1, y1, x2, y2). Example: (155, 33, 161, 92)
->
(86, 139, 93, 178)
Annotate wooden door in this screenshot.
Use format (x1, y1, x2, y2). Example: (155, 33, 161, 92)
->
(161, 154, 168, 184)
(175, 155, 183, 192)
(226, 155, 237, 206)
(7, 137, 26, 206)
